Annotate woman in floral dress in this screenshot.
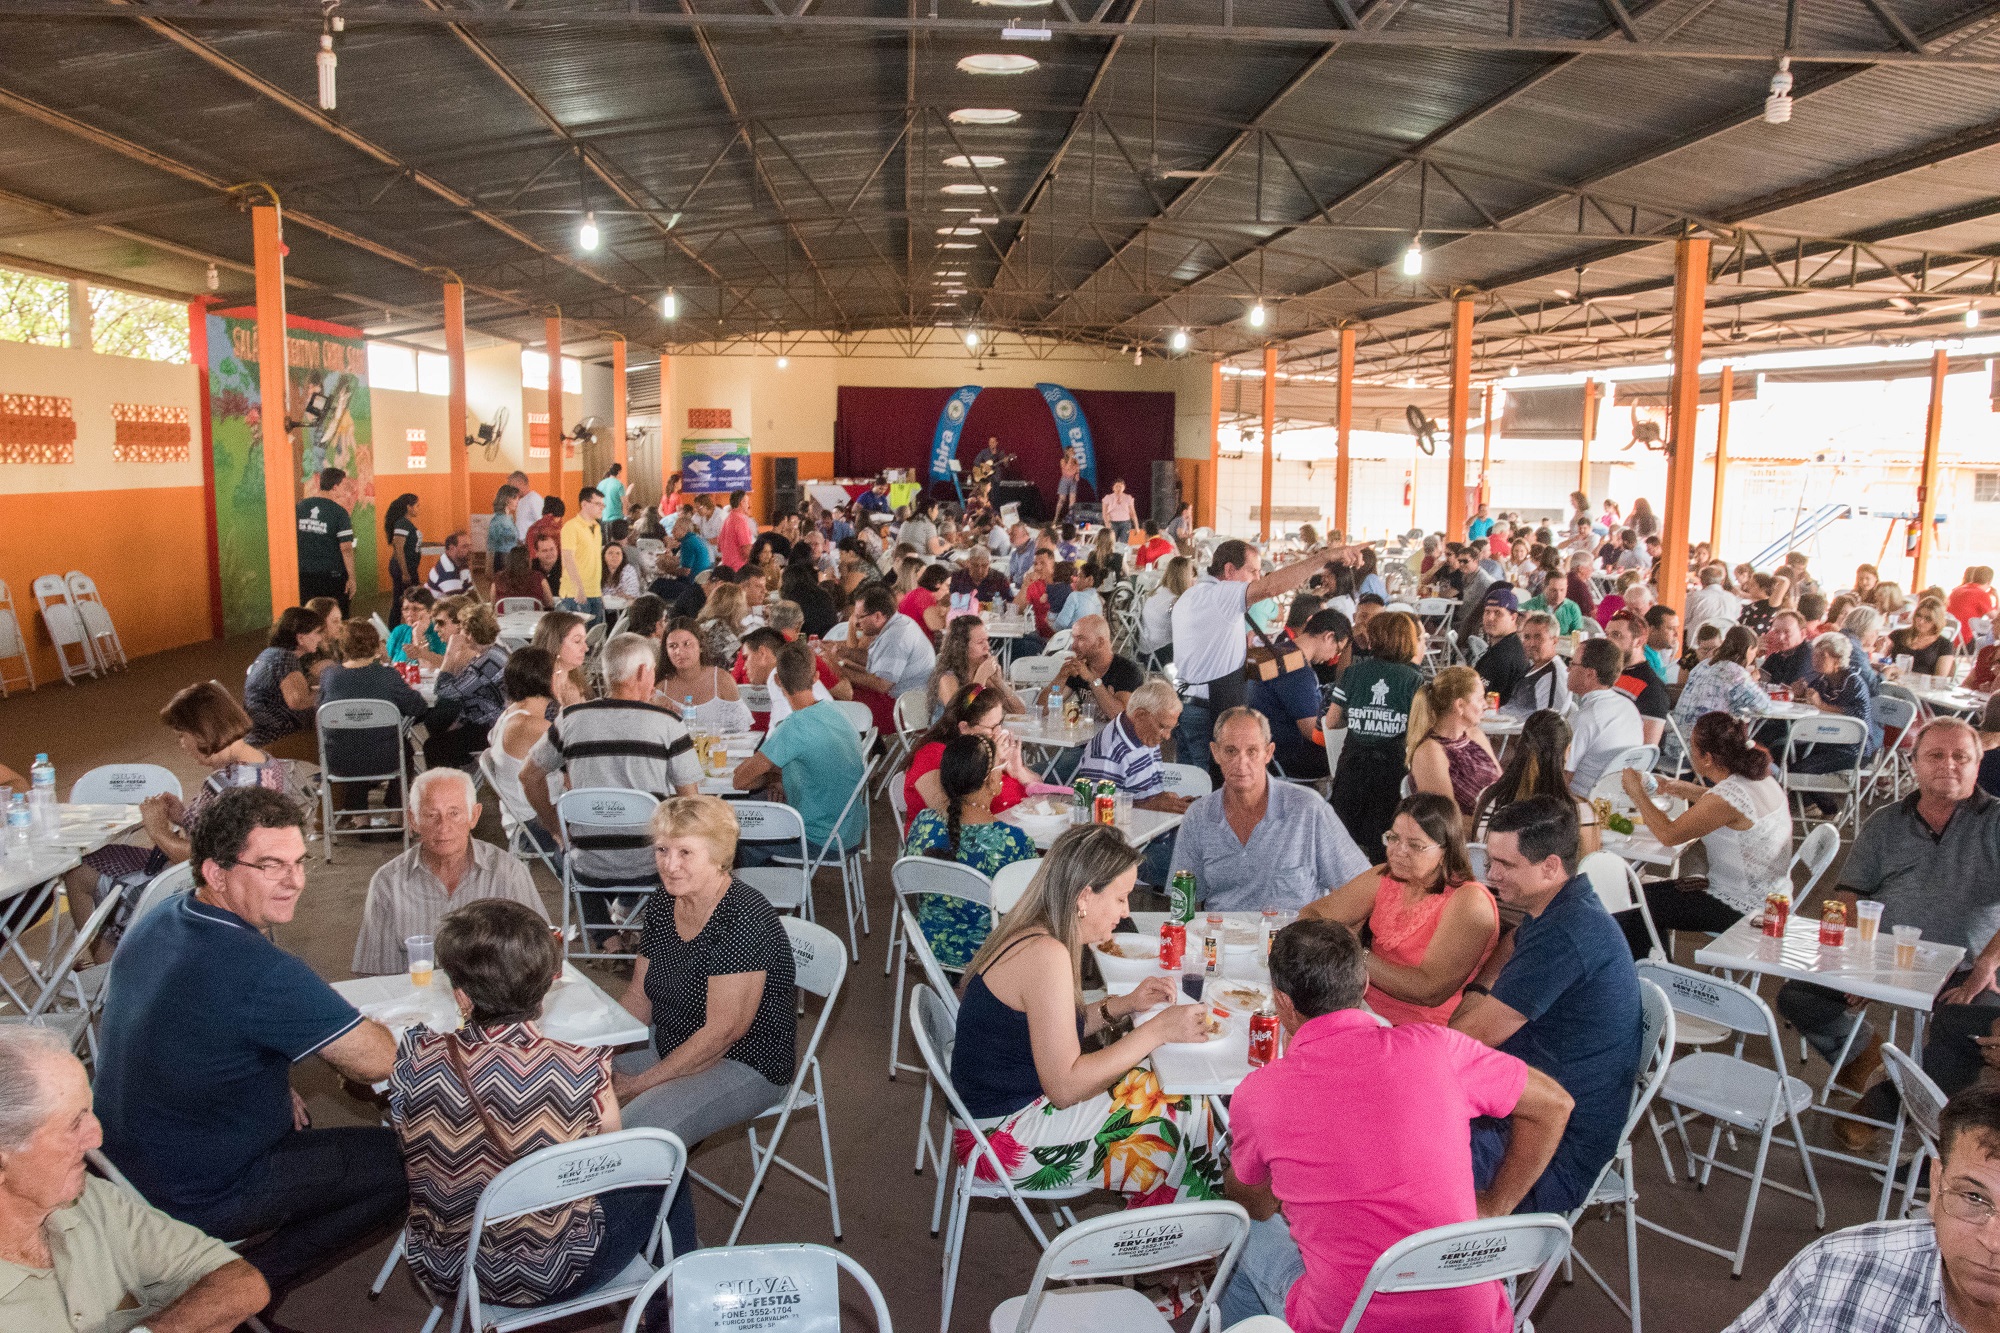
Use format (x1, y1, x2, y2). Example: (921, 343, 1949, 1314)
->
(949, 825, 1223, 1207)
(904, 734, 1037, 968)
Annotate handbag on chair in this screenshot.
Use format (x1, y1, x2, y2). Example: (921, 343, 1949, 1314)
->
(1244, 614, 1307, 682)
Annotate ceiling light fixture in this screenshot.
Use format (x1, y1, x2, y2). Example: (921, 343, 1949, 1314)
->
(936, 270, 966, 277)
(661, 287, 678, 319)
(578, 210, 599, 251)
(971, 0, 1054, 6)
(937, 226, 983, 236)
(1764, 56, 1793, 124)
(959, 53, 1040, 73)
(949, 108, 1021, 125)
(775, 355, 789, 370)
(1170, 329, 1189, 352)
(970, 215, 999, 225)
(940, 183, 992, 195)
(1133, 347, 1143, 366)
(205, 263, 220, 291)
(942, 242, 977, 250)
(315, 3, 342, 111)
(1969, 305, 1983, 329)
(998, 21, 1053, 41)
(964, 329, 981, 348)
(1402, 236, 1424, 276)
(1508, 364, 1519, 377)
(942, 154, 1006, 169)
(1248, 302, 1267, 328)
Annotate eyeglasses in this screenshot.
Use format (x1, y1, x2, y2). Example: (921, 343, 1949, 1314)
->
(1381, 832, 1440, 855)
(1939, 1186, 2000, 1227)
(225, 856, 310, 883)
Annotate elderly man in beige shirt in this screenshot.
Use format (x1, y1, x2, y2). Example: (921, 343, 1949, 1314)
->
(352, 766, 546, 975)
(0, 1026, 268, 1333)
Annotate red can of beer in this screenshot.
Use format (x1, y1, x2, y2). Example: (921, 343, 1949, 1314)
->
(399, 661, 421, 685)
(1158, 920, 1187, 971)
(1248, 1010, 1280, 1068)
(1763, 892, 1791, 939)
(1094, 793, 1117, 826)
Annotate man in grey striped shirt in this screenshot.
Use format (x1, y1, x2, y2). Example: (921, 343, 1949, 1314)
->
(351, 768, 545, 975)
(522, 634, 703, 896)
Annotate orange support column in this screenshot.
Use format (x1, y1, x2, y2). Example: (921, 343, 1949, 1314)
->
(1710, 364, 1732, 552)
(1203, 359, 1221, 530)
(545, 314, 566, 502)
(1661, 236, 1710, 615)
(252, 201, 297, 624)
(1260, 346, 1276, 542)
(1334, 328, 1355, 538)
(443, 278, 470, 534)
(1446, 298, 1472, 541)
(610, 335, 629, 491)
(1914, 348, 1948, 591)
(1479, 384, 1496, 507)
(1579, 377, 1599, 500)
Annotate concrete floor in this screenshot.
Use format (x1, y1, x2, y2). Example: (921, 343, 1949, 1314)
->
(1, 632, 1916, 1333)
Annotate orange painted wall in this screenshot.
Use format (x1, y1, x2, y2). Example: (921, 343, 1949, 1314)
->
(1, 486, 213, 684)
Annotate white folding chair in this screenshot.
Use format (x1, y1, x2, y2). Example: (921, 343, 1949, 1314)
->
(876, 688, 933, 797)
(1779, 714, 1869, 836)
(991, 857, 1042, 914)
(476, 749, 562, 883)
(910, 984, 1093, 1333)
(0, 578, 34, 695)
(556, 787, 662, 960)
(619, 1242, 891, 1333)
(439, 1128, 687, 1333)
(690, 918, 846, 1243)
(314, 699, 413, 862)
(1158, 762, 1213, 800)
(1009, 655, 1065, 689)
(1876, 1042, 1948, 1222)
(1577, 851, 1664, 958)
(126, 861, 194, 933)
(68, 764, 183, 806)
(1043, 627, 1074, 656)
(1338, 1214, 1572, 1333)
(1, 877, 127, 1062)
(1549, 978, 1675, 1333)
(1867, 694, 1919, 800)
(496, 597, 541, 615)
(1634, 960, 1825, 1276)
(1791, 821, 1841, 897)
(64, 570, 127, 671)
(990, 1200, 1252, 1333)
(889, 856, 996, 1083)
(1588, 745, 1661, 801)
(33, 572, 100, 683)
(732, 800, 816, 920)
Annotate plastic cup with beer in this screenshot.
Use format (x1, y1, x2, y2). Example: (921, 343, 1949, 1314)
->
(406, 934, 436, 988)
(1855, 900, 1883, 944)
(1893, 924, 1922, 970)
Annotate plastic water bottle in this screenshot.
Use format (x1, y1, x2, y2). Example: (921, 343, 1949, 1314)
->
(28, 753, 55, 839)
(6, 793, 32, 854)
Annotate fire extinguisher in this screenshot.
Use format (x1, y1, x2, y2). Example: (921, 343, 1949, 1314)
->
(1906, 518, 1921, 557)
(1403, 470, 1413, 506)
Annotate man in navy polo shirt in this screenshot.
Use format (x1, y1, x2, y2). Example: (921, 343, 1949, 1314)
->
(1450, 794, 1644, 1213)
(95, 786, 403, 1316)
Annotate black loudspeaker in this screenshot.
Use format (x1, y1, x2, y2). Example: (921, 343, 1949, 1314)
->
(771, 487, 804, 520)
(773, 456, 799, 489)
(1151, 459, 1180, 523)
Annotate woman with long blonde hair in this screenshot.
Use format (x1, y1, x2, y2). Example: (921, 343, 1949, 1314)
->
(529, 609, 591, 709)
(952, 825, 1222, 1204)
(696, 581, 749, 666)
(1407, 665, 1500, 826)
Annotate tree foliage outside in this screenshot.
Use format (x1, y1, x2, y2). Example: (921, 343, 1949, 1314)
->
(0, 267, 68, 346)
(90, 286, 190, 363)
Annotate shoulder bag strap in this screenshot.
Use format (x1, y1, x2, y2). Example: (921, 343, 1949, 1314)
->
(444, 1033, 515, 1163)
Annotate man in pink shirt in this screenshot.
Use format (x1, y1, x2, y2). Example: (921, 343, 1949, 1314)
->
(1221, 919, 1573, 1332)
(717, 489, 758, 570)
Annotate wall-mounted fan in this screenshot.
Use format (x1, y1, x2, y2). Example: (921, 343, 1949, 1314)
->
(468, 404, 510, 461)
(1405, 403, 1440, 456)
(1627, 418, 1665, 452)
(568, 415, 600, 448)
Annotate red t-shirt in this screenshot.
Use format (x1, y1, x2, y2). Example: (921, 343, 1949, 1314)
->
(1137, 537, 1175, 568)
(903, 740, 1025, 832)
(899, 586, 938, 628)
(1020, 580, 1053, 638)
(1948, 584, 1996, 644)
(732, 647, 840, 730)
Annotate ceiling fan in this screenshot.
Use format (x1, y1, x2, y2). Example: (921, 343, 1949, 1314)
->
(1140, 38, 1220, 183)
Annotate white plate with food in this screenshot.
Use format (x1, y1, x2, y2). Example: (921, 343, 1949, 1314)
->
(1207, 980, 1271, 1015)
(1091, 932, 1166, 988)
(1010, 795, 1075, 836)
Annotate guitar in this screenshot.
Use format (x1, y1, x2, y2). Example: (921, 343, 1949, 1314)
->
(972, 450, 1018, 484)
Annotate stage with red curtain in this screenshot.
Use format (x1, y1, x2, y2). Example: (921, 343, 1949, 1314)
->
(833, 385, 1175, 521)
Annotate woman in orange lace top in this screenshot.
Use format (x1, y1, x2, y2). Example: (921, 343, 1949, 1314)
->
(1297, 792, 1500, 1026)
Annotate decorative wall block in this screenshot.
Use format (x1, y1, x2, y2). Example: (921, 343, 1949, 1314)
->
(0, 392, 75, 463)
(110, 402, 191, 463)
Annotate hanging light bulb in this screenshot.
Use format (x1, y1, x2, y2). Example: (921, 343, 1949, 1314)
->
(1764, 57, 1793, 125)
(1248, 302, 1266, 328)
(205, 263, 220, 292)
(1402, 236, 1424, 276)
(1133, 347, 1143, 366)
(316, 32, 337, 111)
(964, 329, 981, 349)
(775, 355, 789, 370)
(1508, 364, 1519, 377)
(578, 210, 599, 251)
(1968, 305, 1982, 329)
(661, 287, 678, 320)
(1170, 329, 1189, 352)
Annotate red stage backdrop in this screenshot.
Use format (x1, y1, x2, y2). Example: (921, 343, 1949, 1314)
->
(834, 385, 1175, 520)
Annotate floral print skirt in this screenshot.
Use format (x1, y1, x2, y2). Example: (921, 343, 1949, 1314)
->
(953, 1067, 1223, 1207)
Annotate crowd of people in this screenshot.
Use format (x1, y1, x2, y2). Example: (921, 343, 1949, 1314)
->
(13, 472, 2000, 1333)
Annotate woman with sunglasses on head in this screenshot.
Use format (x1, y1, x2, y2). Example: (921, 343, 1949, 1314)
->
(1299, 792, 1499, 1026)
(902, 683, 1044, 834)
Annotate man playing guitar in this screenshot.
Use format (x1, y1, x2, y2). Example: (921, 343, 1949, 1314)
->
(972, 435, 1016, 484)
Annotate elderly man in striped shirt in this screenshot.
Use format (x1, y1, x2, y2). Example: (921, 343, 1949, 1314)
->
(352, 767, 546, 975)
(1074, 677, 1192, 886)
